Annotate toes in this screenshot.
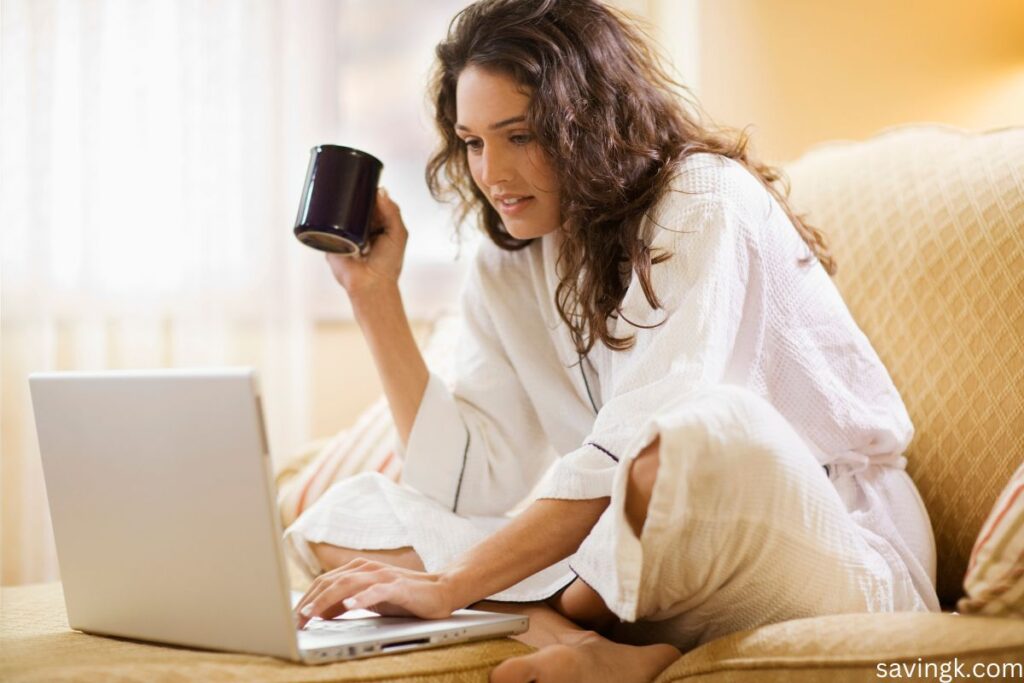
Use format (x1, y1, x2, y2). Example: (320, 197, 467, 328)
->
(490, 646, 580, 683)
(491, 656, 536, 682)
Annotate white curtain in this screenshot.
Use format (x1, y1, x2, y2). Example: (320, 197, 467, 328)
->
(1, 0, 342, 585)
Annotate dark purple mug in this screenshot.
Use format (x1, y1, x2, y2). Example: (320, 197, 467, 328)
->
(293, 145, 383, 255)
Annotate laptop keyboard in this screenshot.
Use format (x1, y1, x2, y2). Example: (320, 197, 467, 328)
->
(303, 619, 379, 634)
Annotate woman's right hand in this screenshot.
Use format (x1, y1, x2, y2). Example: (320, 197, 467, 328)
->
(293, 559, 459, 629)
(325, 187, 407, 297)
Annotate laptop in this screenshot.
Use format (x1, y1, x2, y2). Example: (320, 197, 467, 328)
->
(28, 368, 527, 664)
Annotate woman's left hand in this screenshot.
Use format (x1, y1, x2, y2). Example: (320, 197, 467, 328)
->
(293, 559, 458, 629)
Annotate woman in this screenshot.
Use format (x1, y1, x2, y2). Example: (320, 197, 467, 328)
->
(287, 1, 939, 681)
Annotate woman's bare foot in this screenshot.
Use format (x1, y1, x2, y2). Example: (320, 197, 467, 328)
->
(490, 628, 680, 683)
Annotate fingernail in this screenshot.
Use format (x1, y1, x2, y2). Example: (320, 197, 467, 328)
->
(343, 598, 357, 609)
(300, 605, 312, 617)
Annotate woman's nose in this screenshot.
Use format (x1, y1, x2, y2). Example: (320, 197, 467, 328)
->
(479, 148, 512, 187)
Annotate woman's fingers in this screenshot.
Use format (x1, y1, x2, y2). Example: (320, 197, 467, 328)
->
(374, 188, 407, 240)
(293, 561, 455, 628)
(293, 558, 373, 627)
(341, 579, 432, 619)
(294, 557, 368, 616)
(369, 189, 388, 231)
(293, 576, 330, 625)
(297, 571, 391, 628)
(344, 580, 398, 613)
(324, 186, 407, 290)
(352, 577, 453, 619)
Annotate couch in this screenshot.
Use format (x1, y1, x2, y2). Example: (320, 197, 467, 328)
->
(3, 124, 1022, 681)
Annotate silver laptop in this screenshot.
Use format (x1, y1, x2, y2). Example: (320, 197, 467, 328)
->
(29, 368, 527, 664)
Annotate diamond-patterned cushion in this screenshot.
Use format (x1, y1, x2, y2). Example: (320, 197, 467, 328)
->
(782, 124, 1024, 607)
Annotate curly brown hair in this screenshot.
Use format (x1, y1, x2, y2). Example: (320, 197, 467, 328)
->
(426, 0, 836, 356)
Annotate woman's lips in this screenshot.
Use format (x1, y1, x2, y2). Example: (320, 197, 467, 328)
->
(496, 196, 534, 216)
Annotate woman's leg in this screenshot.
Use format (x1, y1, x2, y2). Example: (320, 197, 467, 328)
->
(310, 542, 425, 572)
(576, 384, 937, 657)
(484, 437, 679, 683)
(546, 578, 618, 632)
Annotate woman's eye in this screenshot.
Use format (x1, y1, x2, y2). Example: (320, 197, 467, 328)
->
(510, 134, 533, 145)
(462, 138, 482, 152)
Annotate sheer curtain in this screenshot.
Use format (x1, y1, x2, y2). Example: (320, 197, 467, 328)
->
(0, 0, 342, 585)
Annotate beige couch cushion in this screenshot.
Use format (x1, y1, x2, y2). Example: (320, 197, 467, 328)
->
(1, 583, 533, 683)
(654, 612, 1024, 682)
(783, 125, 1024, 606)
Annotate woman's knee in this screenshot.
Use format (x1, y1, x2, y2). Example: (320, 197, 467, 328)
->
(547, 578, 617, 632)
(624, 386, 820, 526)
(625, 436, 660, 538)
(659, 385, 811, 474)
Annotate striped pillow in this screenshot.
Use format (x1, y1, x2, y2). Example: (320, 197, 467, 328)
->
(958, 461, 1024, 617)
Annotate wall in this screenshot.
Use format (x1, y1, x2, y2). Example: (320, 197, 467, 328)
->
(309, 319, 432, 441)
(651, 0, 1024, 163)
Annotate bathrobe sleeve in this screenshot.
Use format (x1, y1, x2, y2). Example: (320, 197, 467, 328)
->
(533, 197, 762, 501)
(397, 251, 557, 517)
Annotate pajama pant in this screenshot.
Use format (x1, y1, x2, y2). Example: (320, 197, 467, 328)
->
(284, 385, 939, 651)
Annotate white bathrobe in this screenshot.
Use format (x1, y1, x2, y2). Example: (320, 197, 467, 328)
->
(285, 153, 940, 648)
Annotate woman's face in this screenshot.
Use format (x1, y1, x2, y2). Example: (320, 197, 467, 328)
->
(455, 65, 561, 240)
